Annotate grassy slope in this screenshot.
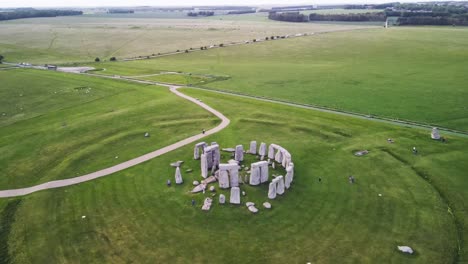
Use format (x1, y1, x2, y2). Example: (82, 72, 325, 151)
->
(0, 69, 217, 189)
(2, 88, 467, 263)
(91, 27, 468, 131)
(0, 16, 371, 64)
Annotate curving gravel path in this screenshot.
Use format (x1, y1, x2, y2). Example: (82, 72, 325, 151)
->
(0, 86, 230, 198)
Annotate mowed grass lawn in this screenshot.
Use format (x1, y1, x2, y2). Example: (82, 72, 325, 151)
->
(0, 69, 218, 189)
(1, 88, 467, 263)
(92, 27, 468, 131)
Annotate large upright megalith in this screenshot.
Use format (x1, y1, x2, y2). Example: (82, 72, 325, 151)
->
(276, 176, 285, 195)
(218, 169, 230, 189)
(285, 163, 294, 189)
(235, 145, 244, 162)
(194, 142, 207, 160)
(268, 181, 277, 199)
(259, 142, 267, 160)
(249, 141, 257, 155)
(175, 167, 183, 184)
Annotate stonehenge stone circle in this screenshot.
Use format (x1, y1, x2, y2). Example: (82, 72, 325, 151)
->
(249, 161, 268, 186)
(194, 142, 207, 160)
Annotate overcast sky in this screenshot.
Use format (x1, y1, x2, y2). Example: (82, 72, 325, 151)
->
(0, 0, 449, 8)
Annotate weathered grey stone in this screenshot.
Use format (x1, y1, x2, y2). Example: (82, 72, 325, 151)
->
(175, 167, 183, 184)
(282, 151, 291, 168)
(201, 153, 208, 178)
(202, 176, 217, 185)
(218, 170, 230, 189)
(145, 132, 150, 137)
(230, 187, 241, 204)
(209, 186, 215, 192)
(268, 181, 277, 199)
(191, 183, 206, 193)
(193, 180, 200, 186)
(397, 246, 414, 254)
(268, 144, 276, 159)
(194, 142, 207, 160)
(170, 161, 184, 167)
(248, 206, 258, 213)
(285, 163, 294, 189)
(228, 159, 238, 164)
(202, 197, 213, 211)
(249, 163, 261, 185)
(242, 191, 246, 196)
(272, 162, 276, 169)
(249, 141, 257, 155)
(259, 142, 267, 158)
(263, 202, 271, 209)
(276, 176, 285, 195)
(235, 145, 244, 162)
(275, 149, 283, 163)
(230, 169, 239, 187)
(431, 127, 441, 140)
(246, 202, 255, 207)
(219, 194, 226, 204)
(259, 161, 269, 183)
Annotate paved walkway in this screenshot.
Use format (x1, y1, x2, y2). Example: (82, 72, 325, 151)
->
(0, 86, 230, 198)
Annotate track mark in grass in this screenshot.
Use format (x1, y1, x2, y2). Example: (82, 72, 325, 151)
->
(379, 147, 462, 263)
(0, 199, 22, 264)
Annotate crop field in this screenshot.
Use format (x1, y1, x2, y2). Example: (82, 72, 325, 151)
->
(90, 27, 468, 131)
(0, 16, 374, 64)
(1, 87, 467, 263)
(0, 69, 217, 189)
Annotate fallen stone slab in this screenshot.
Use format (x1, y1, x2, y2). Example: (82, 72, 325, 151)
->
(354, 150, 369, 157)
(248, 205, 258, 213)
(263, 202, 271, 209)
(246, 202, 255, 207)
(202, 176, 217, 185)
(170, 161, 184, 167)
(202, 197, 213, 211)
(397, 246, 414, 254)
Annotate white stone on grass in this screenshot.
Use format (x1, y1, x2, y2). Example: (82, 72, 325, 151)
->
(219, 194, 226, 204)
(246, 202, 255, 207)
(202, 197, 213, 211)
(248, 206, 258, 213)
(397, 246, 414, 254)
(431, 127, 441, 140)
(175, 167, 183, 184)
(230, 187, 241, 204)
(263, 202, 271, 209)
(193, 181, 199, 186)
(209, 186, 215, 192)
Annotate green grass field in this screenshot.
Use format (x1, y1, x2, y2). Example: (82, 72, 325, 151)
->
(1, 86, 467, 263)
(0, 69, 217, 189)
(90, 27, 468, 131)
(0, 16, 373, 64)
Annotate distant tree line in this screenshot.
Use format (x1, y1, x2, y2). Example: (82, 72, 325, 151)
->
(309, 12, 386, 22)
(268, 12, 309, 22)
(0, 9, 83, 21)
(187, 11, 214, 17)
(227, 10, 256, 15)
(108, 9, 134, 14)
(398, 15, 468, 26)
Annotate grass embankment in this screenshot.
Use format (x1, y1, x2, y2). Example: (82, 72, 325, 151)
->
(0, 69, 218, 189)
(1, 88, 467, 263)
(91, 27, 468, 131)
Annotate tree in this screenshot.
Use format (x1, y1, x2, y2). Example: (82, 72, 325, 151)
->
(219, 43, 224, 47)
(0, 55, 4, 63)
(94, 57, 100, 62)
(110, 57, 117, 61)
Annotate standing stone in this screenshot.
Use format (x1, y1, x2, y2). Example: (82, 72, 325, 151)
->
(249, 163, 261, 186)
(275, 149, 283, 163)
(259, 162, 269, 183)
(268, 144, 276, 159)
(431, 127, 441, 140)
(285, 164, 294, 189)
(259, 142, 267, 160)
(249, 141, 257, 155)
(282, 151, 291, 168)
(194, 142, 207, 160)
(201, 153, 208, 178)
(218, 170, 230, 189)
(230, 168, 239, 187)
(219, 194, 226, 204)
(276, 176, 285, 195)
(235, 145, 244, 162)
(230, 187, 241, 204)
(175, 167, 183, 184)
(268, 181, 277, 199)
